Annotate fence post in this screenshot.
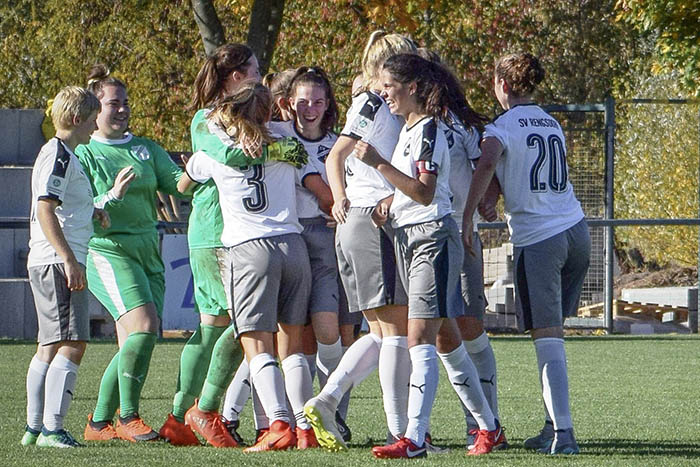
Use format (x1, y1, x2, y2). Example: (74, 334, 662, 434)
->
(688, 288, 698, 333)
(604, 96, 615, 333)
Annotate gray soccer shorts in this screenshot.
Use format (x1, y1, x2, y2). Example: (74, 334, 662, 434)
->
(335, 207, 407, 313)
(28, 263, 90, 345)
(513, 219, 591, 331)
(449, 231, 487, 319)
(393, 216, 464, 320)
(230, 233, 311, 335)
(301, 219, 340, 315)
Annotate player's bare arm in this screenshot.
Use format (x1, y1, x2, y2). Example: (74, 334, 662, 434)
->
(354, 140, 436, 206)
(36, 198, 85, 291)
(462, 137, 503, 251)
(326, 135, 356, 223)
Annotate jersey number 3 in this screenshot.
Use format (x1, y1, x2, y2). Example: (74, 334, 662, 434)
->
(242, 165, 268, 213)
(528, 133, 568, 193)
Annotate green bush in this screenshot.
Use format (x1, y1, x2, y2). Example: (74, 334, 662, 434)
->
(615, 72, 699, 266)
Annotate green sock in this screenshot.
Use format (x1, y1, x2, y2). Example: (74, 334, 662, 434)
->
(118, 332, 156, 418)
(93, 352, 120, 423)
(198, 326, 244, 412)
(172, 324, 227, 421)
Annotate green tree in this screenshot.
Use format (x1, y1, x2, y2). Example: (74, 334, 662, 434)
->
(615, 72, 699, 266)
(616, 0, 700, 95)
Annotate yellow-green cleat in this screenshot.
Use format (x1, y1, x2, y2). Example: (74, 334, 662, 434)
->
(303, 397, 347, 452)
(36, 429, 84, 448)
(21, 426, 40, 446)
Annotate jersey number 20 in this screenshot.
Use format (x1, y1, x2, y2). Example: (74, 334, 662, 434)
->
(243, 165, 268, 213)
(528, 133, 568, 193)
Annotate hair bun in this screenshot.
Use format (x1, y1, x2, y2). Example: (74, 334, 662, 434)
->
(87, 64, 110, 83)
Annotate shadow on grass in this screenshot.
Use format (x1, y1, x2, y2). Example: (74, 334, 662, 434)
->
(580, 439, 700, 457)
(349, 438, 700, 458)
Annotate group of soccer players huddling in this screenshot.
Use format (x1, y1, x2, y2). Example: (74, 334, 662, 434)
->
(23, 29, 590, 458)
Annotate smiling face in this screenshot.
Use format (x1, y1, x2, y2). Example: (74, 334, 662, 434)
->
(290, 83, 329, 139)
(95, 85, 130, 139)
(379, 69, 415, 119)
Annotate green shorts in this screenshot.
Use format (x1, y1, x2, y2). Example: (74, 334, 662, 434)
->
(86, 233, 164, 320)
(189, 247, 231, 317)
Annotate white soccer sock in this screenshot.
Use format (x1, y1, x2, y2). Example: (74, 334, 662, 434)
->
(534, 337, 573, 430)
(251, 383, 269, 430)
(336, 346, 351, 420)
(464, 332, 499, 420)
(404, 344, 439, 447)
(316, 338, 343, 390)
(249, 353, 289, 424)
(321, 333, 381, 406)
(42, 354, 79, 432)
(26, 355, 49, 431)
(439, 344, 496, 431)
(379, 336, 410, 439)
(281, 353, 313, 430)
(305, 353, 317, 383)
(223, 359, 251, 422)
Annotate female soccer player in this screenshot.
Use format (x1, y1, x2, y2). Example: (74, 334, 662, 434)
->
(462, 52, 590, 455)
(79, 65, 183, 442)
(23, 87, 105, 448)
(354, 53, 503, 459)
(268, 66, 345, 447)
(417, 48, 503, 448)
(159, 42, 263, 447)
(263, 69, 296, 121)
(305, 31, 415, 452)
(178, 81, 312, 452)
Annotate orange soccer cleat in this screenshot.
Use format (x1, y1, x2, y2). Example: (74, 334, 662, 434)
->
(295, 427, 319, 450)
(243, 420, 296, 453)
(468, 422, 507, 455)
(83, 414, 118, 441)
(159, 413, 200, 446)
(115, 413, 160, 442)
(184, 402, 237, 448)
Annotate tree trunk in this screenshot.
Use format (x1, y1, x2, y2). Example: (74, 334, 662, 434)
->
(191, 0, 226, 56)
(246, 0, 285, 75)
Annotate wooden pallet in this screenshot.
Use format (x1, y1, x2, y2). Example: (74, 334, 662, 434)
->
(578, 299, 688, 322)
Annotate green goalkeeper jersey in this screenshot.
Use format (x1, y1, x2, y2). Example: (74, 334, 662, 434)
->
(187, 109, 310, 249)
(76, 133, 183, 237)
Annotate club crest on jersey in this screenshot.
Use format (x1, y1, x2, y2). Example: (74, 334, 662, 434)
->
(317, 145, 330, 163)
(403, 144, 411, 158)
(131, 145, 150, 161)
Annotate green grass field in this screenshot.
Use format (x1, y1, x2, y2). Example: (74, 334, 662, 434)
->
(2, 336, 700, 466)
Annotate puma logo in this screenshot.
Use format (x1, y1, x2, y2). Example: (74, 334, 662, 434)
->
(480, 375, 495, 386)
(366, 100, 380, 112)
(411, 383, 426, 394)
(422, 137, 434, 150)
(122, 372, 144, 384)
(454, 377, 470, 388)
(56, 157, 68, 169)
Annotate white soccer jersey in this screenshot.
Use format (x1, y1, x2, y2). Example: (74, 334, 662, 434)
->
(340, 91, 402, 207)
(484, 103, 584, 247)
(390, 117, 453, 227)
(444, 113, 481, 230)
(28, 138, 94, 266)
(186, 150, 302, 247)
(268, 120, 337, 219)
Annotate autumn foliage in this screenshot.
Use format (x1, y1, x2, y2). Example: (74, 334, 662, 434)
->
(0, 0, 697, 267)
